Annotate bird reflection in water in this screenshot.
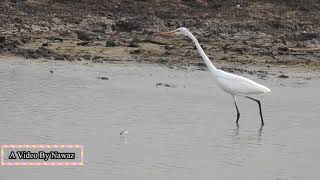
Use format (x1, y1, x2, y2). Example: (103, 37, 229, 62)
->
(232, 124, 264, 143)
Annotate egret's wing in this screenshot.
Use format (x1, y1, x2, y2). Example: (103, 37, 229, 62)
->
(215, 71, 270, 95)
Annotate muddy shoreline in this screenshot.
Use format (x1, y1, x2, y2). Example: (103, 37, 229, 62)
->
(1, 0, 320, 76)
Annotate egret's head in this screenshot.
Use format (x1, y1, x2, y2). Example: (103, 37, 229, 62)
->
(158, 27, 190, 37)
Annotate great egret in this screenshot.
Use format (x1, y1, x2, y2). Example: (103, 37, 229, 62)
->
(159, 27, 271, 125)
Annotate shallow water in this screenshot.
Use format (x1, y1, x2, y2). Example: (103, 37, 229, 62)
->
(0, 57, 320, 180)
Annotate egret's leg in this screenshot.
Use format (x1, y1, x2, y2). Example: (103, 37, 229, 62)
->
(233, 96, 240, 124)
(246, 96, 264, 125)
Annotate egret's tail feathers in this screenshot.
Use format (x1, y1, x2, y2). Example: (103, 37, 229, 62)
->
(262, 86, 271, 94)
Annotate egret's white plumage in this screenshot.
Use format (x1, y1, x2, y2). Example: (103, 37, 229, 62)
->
(159, 27, 271, 125)
(214, 70, 271, 96)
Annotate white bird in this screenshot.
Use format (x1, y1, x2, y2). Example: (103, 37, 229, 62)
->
(158, 27, 271, 125)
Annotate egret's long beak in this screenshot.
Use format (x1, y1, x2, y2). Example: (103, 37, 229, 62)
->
(157, 30, 175, 37)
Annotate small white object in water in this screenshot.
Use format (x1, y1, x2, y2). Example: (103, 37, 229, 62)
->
(120, 129, 128, 135)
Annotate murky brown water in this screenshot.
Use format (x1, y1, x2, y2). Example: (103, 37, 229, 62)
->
(0, 57, 320, 180)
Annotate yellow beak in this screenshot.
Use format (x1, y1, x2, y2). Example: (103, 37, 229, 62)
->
(157, 30, 175, 37)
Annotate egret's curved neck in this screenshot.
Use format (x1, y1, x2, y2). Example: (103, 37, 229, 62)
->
(186, 32, 217, 73)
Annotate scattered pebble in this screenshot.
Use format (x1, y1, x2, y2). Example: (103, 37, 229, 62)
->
(82, 54, 92, 60)
(106, 40, 117, 47)
(130, 49, 141, 54)
(77, 41, 90, 46)
(164, 45, 174, 50)
(77, 31, 95, 41)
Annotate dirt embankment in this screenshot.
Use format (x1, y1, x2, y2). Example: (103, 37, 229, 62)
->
(1, 0, 320, 75)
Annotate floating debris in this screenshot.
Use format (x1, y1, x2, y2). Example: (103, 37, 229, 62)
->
(156, 82, 175, 88)
(120, 129, 128, 135)
(97, 77, 109, 80)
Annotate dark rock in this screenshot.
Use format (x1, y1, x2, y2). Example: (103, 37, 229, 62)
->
(257, 73, 267, 80)
(0, 37, 19, 52)
(273, 39, 282, 43)
(59, 31, 76, 38)
(82, 54, 92, 60)
(130, 49, 141, 54)
(106, 40, 117, 47)
(54, 56, 65, 60)
(47, 36, 63, 42)
(257, 70, 268, 74)
(21, 47, 55, 59)
(278, 46, 288, 51)
(247, 70, 254, 75)
(297, 32, 319, 41)
(92, 56, 103, 60)
(164, 51, 172, 55)
(159, 58, 168, 63)
(77, 31, 95, 41)
(112, 18, 141, 32)
(93, 59, 103, 63)
(165, 45, 174, 50)
(196, 62, 206, 67)
(128, 37, 139, 47)
(308, 38, 319, 45)
(0, 36, 5, 43)
(220, 67, 235, 73)
(92, 56, 104, 63)
(77, 41, 90, 46)
(37, 47, 52, 57)
(21, 37, 32, 44)
(23, 49, 39, 59)
(278, 74, 289, 78)
(42, 43, 48, 47)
